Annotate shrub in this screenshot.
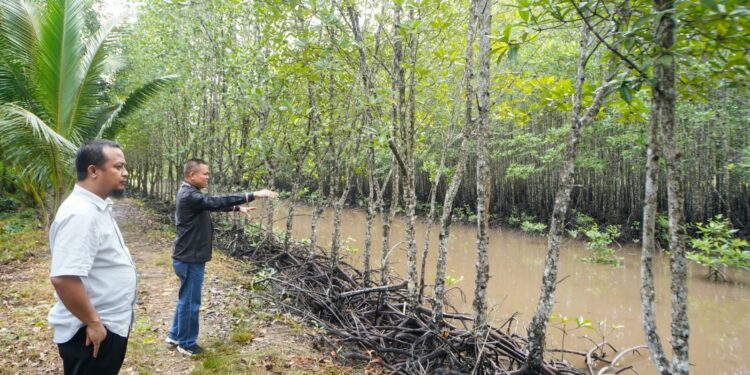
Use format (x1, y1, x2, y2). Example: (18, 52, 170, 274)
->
(573, 210, 595, 229)
(452, 204, 474, 222)
(508, 208, 522, 226)
(510, 208, 546, 234)
(581, 225, 622, 267)
(687, 215, 750, 282)
(0, 196, 19, 212)
(655, 212, 670, 248)
(521, 220, 547, 233)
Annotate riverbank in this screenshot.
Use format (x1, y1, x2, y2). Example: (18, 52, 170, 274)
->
(0, 198, 359, 374)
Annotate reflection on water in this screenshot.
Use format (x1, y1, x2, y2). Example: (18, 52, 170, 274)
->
(250, 202, 750, 374)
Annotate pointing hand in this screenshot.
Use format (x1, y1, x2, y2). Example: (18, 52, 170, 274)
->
(253, 189, 278, 199)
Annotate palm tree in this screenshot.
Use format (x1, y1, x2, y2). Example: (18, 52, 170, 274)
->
(0, 0, 175, 223)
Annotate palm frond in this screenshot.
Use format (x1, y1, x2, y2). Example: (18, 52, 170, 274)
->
(78, 103, 119, 141)
(98, 74, 178, 139)
(0, 0, 39, 66)
(0, 60, 30, 103)
(104, 54, 126, 75)
(34, 0, 87, 134)
(1, 103, 77, 152)
(0, 103, 76, 191)
(68, 14, 123, 143)
(0, 0, 40, 104)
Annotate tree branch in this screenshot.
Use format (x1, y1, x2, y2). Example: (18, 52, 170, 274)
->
(569, 0, 648, 79)
(388, 140, 408, 177)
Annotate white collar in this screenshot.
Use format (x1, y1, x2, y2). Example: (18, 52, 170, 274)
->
(73, 184, 113, 212)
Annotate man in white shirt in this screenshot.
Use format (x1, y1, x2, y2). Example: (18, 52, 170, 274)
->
(48, 140, 136, 375)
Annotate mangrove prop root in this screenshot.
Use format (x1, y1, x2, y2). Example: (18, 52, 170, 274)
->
(215, 225, 601, 375)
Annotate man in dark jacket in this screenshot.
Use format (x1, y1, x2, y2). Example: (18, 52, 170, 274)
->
(166, 158, 276, 355)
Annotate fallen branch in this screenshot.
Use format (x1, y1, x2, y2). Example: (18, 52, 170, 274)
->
(597, 345, 647, 375)
(337, 282, 407, 299)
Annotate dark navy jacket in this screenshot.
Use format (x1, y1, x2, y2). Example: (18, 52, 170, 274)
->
(172, 182, 253, 263)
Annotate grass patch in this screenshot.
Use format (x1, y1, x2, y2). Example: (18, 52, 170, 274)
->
(123, 317, 162, 374)
(230, 325, 255, 344)
(201, 355, 231, 370)
(229, 301, 251, 319)
(153, 251, 171, 267)
(191, 340, 247, 375)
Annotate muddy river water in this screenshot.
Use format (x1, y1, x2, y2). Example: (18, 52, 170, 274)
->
(256, 202, 750, 374)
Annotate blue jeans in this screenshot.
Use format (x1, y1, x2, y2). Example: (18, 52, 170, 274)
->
(168, 259, 205, 348)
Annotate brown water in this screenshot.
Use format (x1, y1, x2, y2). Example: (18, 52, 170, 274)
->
(254, 202, 750, 374)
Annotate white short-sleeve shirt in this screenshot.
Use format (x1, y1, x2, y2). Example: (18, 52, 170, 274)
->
(48, 185, 137, 343)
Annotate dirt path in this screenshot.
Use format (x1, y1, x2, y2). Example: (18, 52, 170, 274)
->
(1, 198, 355, 374)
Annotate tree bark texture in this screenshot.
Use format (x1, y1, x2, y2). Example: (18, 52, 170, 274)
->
(641, 90, 672, 374)
(433, 0, 478, 327)
(472, 0, 492, 342)
(654, 0, 689, 372)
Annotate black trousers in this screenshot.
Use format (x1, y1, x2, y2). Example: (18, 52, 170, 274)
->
(57, 327, 128, 375)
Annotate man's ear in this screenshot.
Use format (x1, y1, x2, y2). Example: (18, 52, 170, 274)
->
(87, 165, 98, 179)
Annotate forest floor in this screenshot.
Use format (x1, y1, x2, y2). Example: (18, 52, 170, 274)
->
(0, 198, 361, 374)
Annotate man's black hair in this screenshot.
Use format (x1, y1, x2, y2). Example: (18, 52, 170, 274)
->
(183, 158, 208, 178)
(75, 139, 122, 181)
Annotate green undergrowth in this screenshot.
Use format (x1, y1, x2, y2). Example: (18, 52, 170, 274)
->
(125, 317, 161, 374)
(508, 208, 548, 233)
(191, 340, 246, 375)
(580, 225, 623, 267)
(0, 208, 46, 264)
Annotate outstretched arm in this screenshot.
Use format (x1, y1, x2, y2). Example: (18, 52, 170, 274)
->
(186, 191, 253, 212)
(202, 189, 279, 214)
